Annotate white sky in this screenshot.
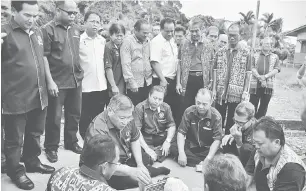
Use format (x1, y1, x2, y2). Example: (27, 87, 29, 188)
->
(180, 0, 306, 32)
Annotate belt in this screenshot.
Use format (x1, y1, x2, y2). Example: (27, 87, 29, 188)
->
(189, 71, 203, 76)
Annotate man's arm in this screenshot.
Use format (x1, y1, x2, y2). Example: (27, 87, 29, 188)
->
(297, 60, 306, 79)
(150, 39, 167, 86)
(104, 45, 119, 94)
(176, 45, 183, 94)
(120, 38, 138, 90)
(264, 55, 280, 79)
(151, 61, 167, 85)
(177, 132, 186, 155)
(131, 139, 144, 167)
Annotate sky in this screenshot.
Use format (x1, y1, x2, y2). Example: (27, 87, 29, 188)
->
(180, 0, 306, 32)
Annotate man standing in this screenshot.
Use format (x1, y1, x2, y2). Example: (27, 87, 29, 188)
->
(250, 37, 280, 119)
(174, 26, 186, 47)
(134, 86, 176, 162)
(176, 19, 214, 123)
(221, 101, 256, 166)
(206, 26, 219, 44)
(150, 18, 180, 125)
(245, 117, 306, 191)
(47, 135, 119, 191)
(170, 88, 222, 167)
(121, 19, 152, 106)
(2, 1, 55, 189)
(217, 34, 228, 49)
(79, 11, 108, 139)
(297, 57, 306, 131)
(214, 23, 251, 134)
(152, 22, 160, 38)
(80, 94, 170, 190)
(42, 0, 83, 163)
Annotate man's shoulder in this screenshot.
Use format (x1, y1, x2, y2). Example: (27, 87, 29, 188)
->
(1, 23, 11, 33)
(210, 107, 222, 121)
(160, 102, 171, 111)
(184, 105, 197, 116)
(135, 100, 146, 110)
(89, 112, 109, 132)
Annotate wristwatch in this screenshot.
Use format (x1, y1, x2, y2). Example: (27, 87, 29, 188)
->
(264, 74, 269, 79)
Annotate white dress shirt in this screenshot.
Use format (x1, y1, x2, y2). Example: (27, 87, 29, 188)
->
(150, 33, 178, 79)
(79, 32, 107, 92)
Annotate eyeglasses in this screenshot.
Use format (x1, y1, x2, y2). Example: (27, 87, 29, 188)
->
(58, 7, 78, 16)
(233, 117, 249, 127)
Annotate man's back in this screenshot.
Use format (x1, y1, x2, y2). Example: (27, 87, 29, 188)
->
(47, 166, 116, 191)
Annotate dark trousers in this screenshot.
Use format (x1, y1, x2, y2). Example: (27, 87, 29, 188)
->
(107, 149, 165, 190)
(44, 86, 82, 151)
(179, 75, 204, 125)
(250, 88, 272, 119)
(170, 141, 209, 167)
(142, 131, 169, 162)
(222, 142, 253, 167)
(79, 90, 109, 139)
(152, 77, 180, 126)
(215, 101, 239, 134)
(127, 83, 151, 106)
(3, 108, 46, 179)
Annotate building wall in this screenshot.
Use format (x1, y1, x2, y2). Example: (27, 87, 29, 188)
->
(297, 29, 306, 41)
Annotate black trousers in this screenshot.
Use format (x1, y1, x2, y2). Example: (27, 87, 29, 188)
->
(170, 141, 209, 167)
(179, 75, 204, 125)
(107, 149, 166, 190)
(3, 108, 46, 179)
(44, 86, 82, 151)
(250, 88, 272, 119)
(222, 142, 253, 167)
(127, 83, 151, 106)
(79, 90, 109, 139)
(215, 100, 239, 134)
(152, 77, 180, 126)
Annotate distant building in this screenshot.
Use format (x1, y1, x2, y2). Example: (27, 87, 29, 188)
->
(284, 24, 306, 65)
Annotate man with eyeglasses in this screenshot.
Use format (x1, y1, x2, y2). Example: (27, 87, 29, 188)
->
(176, 18, 215, 125)
(214, 23, 251, 135)
(170, 88, 222, 168)
(79, 10, 108, 139)
(2, 1, 55, 189)
(221, 101, 256, 166)
(80, 94, 171, 190)
(42, 0, 84, 163)
(150, 18, 180, 125)
(245, 116, 306, 191)
(47, 134, 119, 191)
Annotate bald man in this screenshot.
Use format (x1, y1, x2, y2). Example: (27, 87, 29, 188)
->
(42, 0, 84, 163)
(218, 34, 228, 49)
(213, 23, 251, 134)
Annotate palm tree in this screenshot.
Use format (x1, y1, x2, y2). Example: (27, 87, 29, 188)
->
(239, 11, 255, 25)
(261, 13, 274, 28)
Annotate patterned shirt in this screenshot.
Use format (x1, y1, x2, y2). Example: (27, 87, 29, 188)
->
(46, 165, 116, 191)
(120, 34, 152, 89)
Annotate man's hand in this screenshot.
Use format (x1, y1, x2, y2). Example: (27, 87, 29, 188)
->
(176, 83, 183, 94)
(130, 87, 138, 92)
(111, 85, 120, 95)
(242, 91, 250, 101)
(145, 147, 157, 161)
(178, 151, 187, 167)
(160, 79, 168, 87)
(161, 140, 171, 156)
(131, 165, 152, 185)
(221, 134, 234, 148)
(47, 80, 59, 97)
(230, 125, 243, 146)
(1, 33, 7, 45)
(212, 90, 216, 100)
(260, 80, 267, 88)
(258, 75, 266, 81)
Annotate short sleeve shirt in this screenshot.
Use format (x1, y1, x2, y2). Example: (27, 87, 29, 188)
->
(82, 111, 140, 162)
(134, 99, 176, 135)
(42, 21, 83, 89)
(150, 33, 178, 79)
(178, 106, 222, 148)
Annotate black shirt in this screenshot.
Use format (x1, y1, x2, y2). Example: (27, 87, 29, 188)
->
(42, 20, 83, 89)
(1, 19, 48, 114)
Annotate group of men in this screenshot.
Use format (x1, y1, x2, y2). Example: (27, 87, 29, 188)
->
(1, 0, 306, 191)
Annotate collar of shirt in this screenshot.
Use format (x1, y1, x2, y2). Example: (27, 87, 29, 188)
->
(260, 50, 272, 56)
(102, 111, 116, 130)
(54, 20, 70, 29)
(260, 147, 283, 169)
(82, 31, 103, 40)
(79, 165, 107, 183)
(10, 18, 34, 32)
(133, 34, 149, 44)
(189, 106, 212, 120)
(110, 41, 119, 50)
(143, 99, 165, 113)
